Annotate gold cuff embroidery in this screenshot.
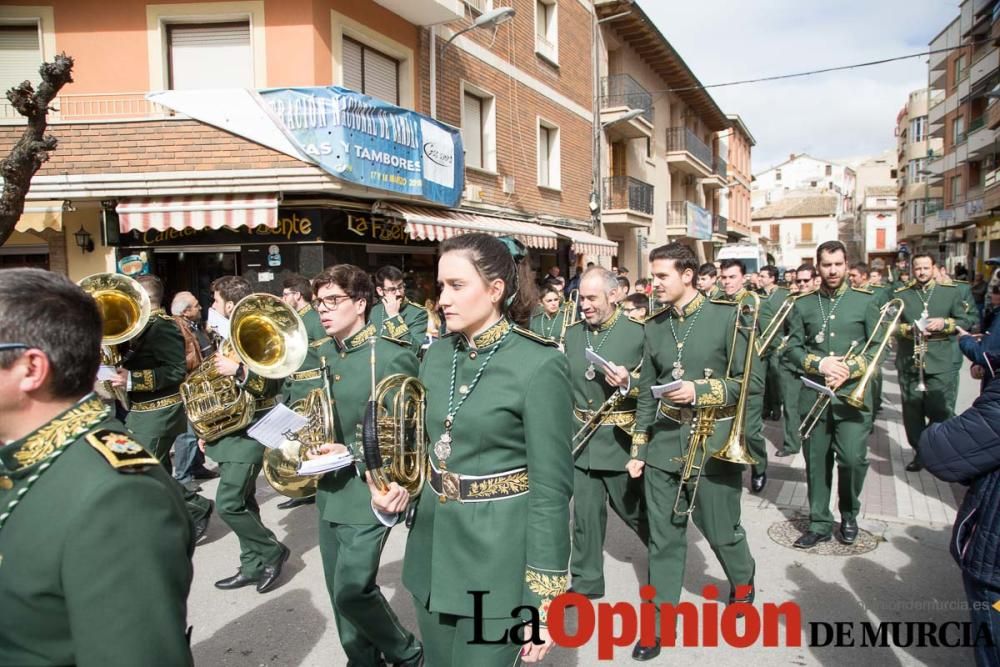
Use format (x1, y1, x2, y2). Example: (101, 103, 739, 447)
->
(246, 374, 266, 394)
(847, 354, 868, 380)
(131, 369, 155, 393)
(385, 318, 410, 339)
(803, 353, 822, 374)
(693, 378, 726, 407)
(526, 569, 568, 624)
(631, 432, 648, 446)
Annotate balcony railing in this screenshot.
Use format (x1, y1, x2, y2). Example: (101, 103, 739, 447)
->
(713, 214, 727, 235)
(603, 176, 654, 215)
(925, 198, 944, 214)
(969, 115, 986, 133)
(666, 200, 713, 240)
(714, 156, 727, 179)
(665, 127, 712, 170)
(0, 92, 174, 122)
(600, 74, 653, 124)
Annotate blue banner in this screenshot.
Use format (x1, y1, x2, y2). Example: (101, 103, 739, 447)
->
(260, 87, 464, 207)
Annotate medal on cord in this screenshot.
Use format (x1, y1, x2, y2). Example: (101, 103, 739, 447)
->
(667, 300, 705, 380)
(917, 282, 936, 320)
(815, 288, 846, 344)
(433, 325, 512, 469)
(584, 314, 617, 381)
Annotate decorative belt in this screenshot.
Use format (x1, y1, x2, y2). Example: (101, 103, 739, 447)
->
(254, 397, 278, 412)
(428, 460, 529, 503)
(573, 407, 635, 428)
(130, 393, 182, 412)
(658, 402, 737, 423)
(290, 368, 324, 381)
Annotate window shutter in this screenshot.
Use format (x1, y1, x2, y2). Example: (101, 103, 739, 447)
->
(539, 127, 551, 186)
(169, 23, 251, 90)
(342, 38, 363, 93)
(0, 26, 40, 95)
(463, 93, 483, 169)
(363, 47, 398, 104)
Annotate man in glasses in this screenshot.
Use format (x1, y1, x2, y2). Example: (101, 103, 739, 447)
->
(369, 265, 428, 348)
(777, 265, 820, 459)
(0, 268, 193, 665)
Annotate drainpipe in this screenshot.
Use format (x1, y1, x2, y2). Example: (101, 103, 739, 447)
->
(430, 25, 437, 118)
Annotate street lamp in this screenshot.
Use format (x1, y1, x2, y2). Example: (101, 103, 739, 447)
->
(601, 108, 645, 128)
(442, 7, 516, 53)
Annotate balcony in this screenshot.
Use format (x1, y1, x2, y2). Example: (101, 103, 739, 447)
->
(0, 92, 175, 123)
(665, 127, 713, 177)
(989, 101, 1000, 130)
(967, 116, 995, 158)
(600, 74, 653, 141)
(970, 47, 999, 88)
(713, 214, 728, 237)
(986, 167, 1000, 210)
(714, 156, 727, 180)
(901, 223, 926, 240)
(601, 176, 654, 228)
(666, 200, 713, 240)
(373, 0, 463, 25)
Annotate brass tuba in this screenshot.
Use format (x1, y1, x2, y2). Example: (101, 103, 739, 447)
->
(182, 293, 308, 442)
(79, 272, 152, 408)
(263, 382, 334, 498)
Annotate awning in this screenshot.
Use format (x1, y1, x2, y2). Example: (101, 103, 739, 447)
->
(380, 203, 559, 250)
(15, 200, 64, 233)
(116, 194, 279, 233)
(553, 227, 618, 257)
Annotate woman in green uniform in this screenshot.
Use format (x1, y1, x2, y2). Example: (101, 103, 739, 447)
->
(369, 233, 573, 665)
(529, 283, 566, 344)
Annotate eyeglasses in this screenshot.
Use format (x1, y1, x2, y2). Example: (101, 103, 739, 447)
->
(381, 284, 405, 294)
(312, 294, 353, 311)
(795, 278, 813, 283)
(282, 290, 300, 298)
(0, 343, 30, 352)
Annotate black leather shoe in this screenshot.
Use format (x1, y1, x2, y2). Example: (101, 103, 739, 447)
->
(793, 531, 832, 549)
(751, 472, 767, 493)
(729, 574, 756, 618)
(396, 645, 424, 667)
(839, 518, 859, 545)
(215, 570, 259, 590)
(774, 448, 792, 458)
(631, 638, 660, 661)
(192, 467, 220, 480)
(193, 500, 214, 543)
(257, 544, 290, 594)
(905, 455, 924, 472)
(276, 496, 316, 510)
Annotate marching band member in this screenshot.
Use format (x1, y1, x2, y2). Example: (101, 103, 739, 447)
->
(307, 265, 423, 667)
(758, 265, 789, 424)
(370, 265, 429, 348)
(529, 283, 566, 343)
(564, 267, 646, 600)
(894, 253, 976, 472)
(202, 276, 290, 594)
(627, 243, 755, 661)
(0, 269, 193, 665)
(786, 241, 879, 548)
(777, 265, 818, 458)
(697, 262, 722, 299)
(369, 233, 573, 665)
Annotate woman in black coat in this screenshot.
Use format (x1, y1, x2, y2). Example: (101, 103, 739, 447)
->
(922, 353, 1000, 667)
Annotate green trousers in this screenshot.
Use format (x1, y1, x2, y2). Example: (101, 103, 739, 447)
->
(413, 596, 523, 667)
(763, 353, 783, 417)
(570, 468, 646, 597)
(780, 364, 802, 454)
(216, 462, 284, 578)
(746, 391, 767, 476)
(644, 466, 754, 611)
(318, 520, 419, 666)
(799, 400, 871, 535)
(900, 370, 958, 451)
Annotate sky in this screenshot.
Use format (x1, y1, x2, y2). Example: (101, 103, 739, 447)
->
(643, 0, 962, 173)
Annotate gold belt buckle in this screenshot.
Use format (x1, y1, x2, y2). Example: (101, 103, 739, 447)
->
(441, 471, 462, 502)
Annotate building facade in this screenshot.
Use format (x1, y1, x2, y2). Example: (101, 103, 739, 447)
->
(858, 186, 899, 268)
(751, 194, 839, 272)
(896, 87, 945, 258)
(721, 114, 756, 243)
(752, 153, 856, 216)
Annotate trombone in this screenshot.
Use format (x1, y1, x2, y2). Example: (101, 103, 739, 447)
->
(755, 296, 795, 357)
(571, 360, 642, 457)
(674, 290, 759, 516)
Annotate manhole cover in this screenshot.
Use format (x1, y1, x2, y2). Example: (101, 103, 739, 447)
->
(768, 519, 879, 555)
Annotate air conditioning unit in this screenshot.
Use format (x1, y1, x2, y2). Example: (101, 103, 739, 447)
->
(464, 184, 483, 202)
(502, 175, 515, 194)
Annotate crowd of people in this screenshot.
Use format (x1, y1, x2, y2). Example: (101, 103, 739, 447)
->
(1, 235, 999, 666)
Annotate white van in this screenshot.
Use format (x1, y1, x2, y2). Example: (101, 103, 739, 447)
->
(716, 243, 767, 274)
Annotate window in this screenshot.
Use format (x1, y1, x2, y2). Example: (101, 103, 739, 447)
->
(909, 158, 927, 182)
(951, 174, 963, 201)
(956, 54, 967, 83)
(0, 24, 40, 96)
(168, 22, 251, 89)
(535, 0, 558, 65)
(342, 37, 399, 104)
(909, 199, 926, 224)
(953, 115, 966, 144)
(810, 181, 817, 187)
(463, 0, 492, 13)
(462, 88, 496, 171)
(775, 169, 782, 182)
(537, 120, 560, 188)
(646, 136, 652, 159)
(825, 164, 832, 176)
(769, 224, 780, 242)
(801, 222, 813, 243)
(876, 228, 887, 250)
(910, 116, 927, 142)
(891, 168, 898, 179)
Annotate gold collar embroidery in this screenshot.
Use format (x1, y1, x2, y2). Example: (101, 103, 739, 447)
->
(819, 281, 849, 299)
(340, 323, 376, 352)
(298, 304, 314, 316)
(470, 317, 512, 349)
(672, 292, 705, 318)
(589, 306, 622, 332)
(919, 279, 937, 292)
(2, 396, 109, 471)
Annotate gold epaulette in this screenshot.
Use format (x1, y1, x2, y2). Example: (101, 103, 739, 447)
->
(513, 325, 560, 347)
(793, 288, 818, 299)
(309, 336, 332, 348)
(86, 429, 158, 472)
(644, 305, 671, 322)
(709, 297, 737, 306)
(939, 282, 958, 288)
(625, 314, 646, 324)
(380, 334, 412, 347)
(155, 312, 173, 322)
(851, 286, 874, 294)
(894, 281, 916, 293)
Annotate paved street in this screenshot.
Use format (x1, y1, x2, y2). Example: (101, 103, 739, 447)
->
(188, 358, 980, 666)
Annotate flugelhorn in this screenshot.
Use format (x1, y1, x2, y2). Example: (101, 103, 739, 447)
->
(78, 272, 152, 408)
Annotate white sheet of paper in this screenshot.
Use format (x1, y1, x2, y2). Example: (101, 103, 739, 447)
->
(97, 365, 118, 382)
(248, 403, 310, 449)
(651, 380, 684, 399)
(207, 308, 231, 341)
(915, 316, 930, 333)
(801, 376, 836, 399)
(585, 347, 614, 374)
(297, 452, 356, 475)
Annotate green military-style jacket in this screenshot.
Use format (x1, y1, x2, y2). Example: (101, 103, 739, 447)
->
(316, 323, 419, 525)
(630, 292, 748, 475)
(403, 318, 573, 623)
(122, 309, 187, 442)
(563, 307, 643, 472)
(786, 282, 880, 411)
(284, 304, 330, 405)
(0, 396, 193, 666)
(203, 366, 284, 463)
(894, 279, 975, 376)
(529, 308, 567, 345)
(370, 299, 429, 348)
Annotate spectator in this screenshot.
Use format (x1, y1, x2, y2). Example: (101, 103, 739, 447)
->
(615, 276, 630, 302)
(972, 274, 989, 324)
(565, 266, 583, 297)
(622, 292, 649, 320)
(955, 262, 970, 281)
(921, 352, 1000, 667)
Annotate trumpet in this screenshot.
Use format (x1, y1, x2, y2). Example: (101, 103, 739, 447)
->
(913, 328, 928, 393)
(674, 291, 759, 516)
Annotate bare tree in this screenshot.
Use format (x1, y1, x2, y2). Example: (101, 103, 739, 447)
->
(0, 54, 74, 247)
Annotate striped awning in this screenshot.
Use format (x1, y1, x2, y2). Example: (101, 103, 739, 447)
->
(553, 227, 618, 257)
(15, 200, 64, 233)
(380, 203, 559, 249)
(116, 194, 279, 233)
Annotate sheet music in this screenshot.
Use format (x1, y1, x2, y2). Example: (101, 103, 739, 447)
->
(584, 347, 614, 374)
(247, 403, 309, 449)
(207, 307, 231, 341)
(800, 376, 835, 399)
(97, 365, 118, 382)
(297, 451, 355, 475)
(651, 380, 684, 399)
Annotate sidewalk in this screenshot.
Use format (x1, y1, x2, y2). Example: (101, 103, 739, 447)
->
(186, 363, 980, 666)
